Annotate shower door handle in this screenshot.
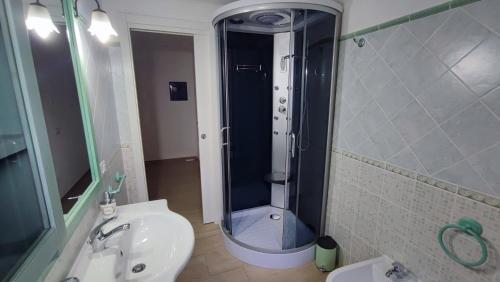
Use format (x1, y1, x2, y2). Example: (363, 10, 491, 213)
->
(291, 132, 296, 158)
(221, 127, 229, 146)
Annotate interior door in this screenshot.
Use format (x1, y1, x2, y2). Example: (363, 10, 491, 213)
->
(193, 33, 220, 224)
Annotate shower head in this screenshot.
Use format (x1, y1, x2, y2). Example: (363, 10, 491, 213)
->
(256, 14, 284, 25)
(249, 10, 290, 26)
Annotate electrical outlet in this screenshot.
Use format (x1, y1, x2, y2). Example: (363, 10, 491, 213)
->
(99, 160, 106, 175)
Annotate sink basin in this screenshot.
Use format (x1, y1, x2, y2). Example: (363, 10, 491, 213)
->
(68, 200, 194, 282)
(326, 256, 420, 282)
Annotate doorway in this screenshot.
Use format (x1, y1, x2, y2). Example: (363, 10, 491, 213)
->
(130, 30, 202, 215)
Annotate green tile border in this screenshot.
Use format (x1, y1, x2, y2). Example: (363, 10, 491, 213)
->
(340, 0, 481, 41)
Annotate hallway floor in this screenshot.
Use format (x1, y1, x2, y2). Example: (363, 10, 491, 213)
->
(145, 157, 328, 282)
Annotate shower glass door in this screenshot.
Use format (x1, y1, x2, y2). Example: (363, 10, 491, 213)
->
(283, 9, 338, 249)
(217, 20, 232, 234)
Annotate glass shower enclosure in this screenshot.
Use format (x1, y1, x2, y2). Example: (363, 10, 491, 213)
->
(215, 2, 340, 258)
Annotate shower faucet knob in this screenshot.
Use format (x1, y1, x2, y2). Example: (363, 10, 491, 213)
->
(278, 106, 286, 114)
(279, 97, 287, 104)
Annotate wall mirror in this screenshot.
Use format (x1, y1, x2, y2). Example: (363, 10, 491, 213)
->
(22, 0, 100, 217)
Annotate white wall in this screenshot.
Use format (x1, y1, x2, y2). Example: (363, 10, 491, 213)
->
(340, 0, 448, 34)
(131, 32, 199, 161)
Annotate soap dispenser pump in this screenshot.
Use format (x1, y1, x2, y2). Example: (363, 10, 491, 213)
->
(100, 191, 116, 219)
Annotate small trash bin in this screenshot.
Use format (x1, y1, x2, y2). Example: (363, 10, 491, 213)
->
(315, 236, 337, 272)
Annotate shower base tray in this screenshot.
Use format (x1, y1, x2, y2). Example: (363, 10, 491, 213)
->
(224, 205, 315, 269)
(222, 230, 315, 269)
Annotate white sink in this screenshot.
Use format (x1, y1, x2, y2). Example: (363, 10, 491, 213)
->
(326, 256, 420, 282)
(68, 200, 194, 282)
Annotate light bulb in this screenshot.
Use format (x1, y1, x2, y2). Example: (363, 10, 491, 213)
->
(25, 1, 59, 39)
(88, 9, 118, 44)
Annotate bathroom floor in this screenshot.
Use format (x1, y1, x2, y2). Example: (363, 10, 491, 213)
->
(145, 158, 328, 282)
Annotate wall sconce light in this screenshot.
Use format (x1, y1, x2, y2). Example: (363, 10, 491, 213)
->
(74, 0, 117, 44)
(25, 0, 60, 39)
(87, 0, 117, 43)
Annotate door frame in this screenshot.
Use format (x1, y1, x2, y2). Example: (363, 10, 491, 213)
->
(116, 14, 222, 223)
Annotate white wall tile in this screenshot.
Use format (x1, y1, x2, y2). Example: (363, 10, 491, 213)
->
(417, 72, 476, 123)
(426, 9, 490, 67)
(404, 10, 452, 44)
(410, 128, 464, 175)
(378, 26, 421, 71)
(452, 34, 500, 96)
(391, 100, 436, 144)
(411, 181, 455, 224)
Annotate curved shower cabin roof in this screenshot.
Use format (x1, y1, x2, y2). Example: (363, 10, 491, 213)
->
(212, 0, 343, 25)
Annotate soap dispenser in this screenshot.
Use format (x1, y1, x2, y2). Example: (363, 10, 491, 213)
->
(100, 191, 116, 219)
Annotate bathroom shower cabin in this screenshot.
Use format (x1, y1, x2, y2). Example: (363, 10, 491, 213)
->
(214, 0, 341, 268)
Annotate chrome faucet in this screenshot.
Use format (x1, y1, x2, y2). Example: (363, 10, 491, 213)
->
(385, 261, 408, 280)
(88, 216, 130, 251)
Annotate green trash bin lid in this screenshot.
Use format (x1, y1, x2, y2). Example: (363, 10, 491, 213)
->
(317, 236, 337, 249)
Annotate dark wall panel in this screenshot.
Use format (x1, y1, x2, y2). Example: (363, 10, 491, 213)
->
(227, 32, 274, 211)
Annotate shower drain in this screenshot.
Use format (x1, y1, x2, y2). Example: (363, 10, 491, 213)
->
(132, 263, 146, 273)
(270, 214, 281, 220)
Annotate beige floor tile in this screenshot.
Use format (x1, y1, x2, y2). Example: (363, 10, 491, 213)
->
(244, 264, 297, 282)
(244, 263, 327, 282)
(205, 248, 245, 274)
(192, 233, 225, 257)
(204, 268, 250, 282)
(176, 255, 209, 282)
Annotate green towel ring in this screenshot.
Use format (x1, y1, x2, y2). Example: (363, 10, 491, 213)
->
(438, 217, 488, 268)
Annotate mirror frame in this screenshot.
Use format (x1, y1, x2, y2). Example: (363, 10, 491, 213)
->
(29, 0, 102, 234)
(59, 0, 102, 235)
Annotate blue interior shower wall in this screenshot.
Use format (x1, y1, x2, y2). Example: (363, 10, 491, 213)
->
(227, 31, 274, 211)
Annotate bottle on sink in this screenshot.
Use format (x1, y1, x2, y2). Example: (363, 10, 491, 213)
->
(100, 191, 116, 219)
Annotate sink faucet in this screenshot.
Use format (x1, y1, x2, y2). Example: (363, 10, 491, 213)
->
(385, 261, 408, 280)
(88, 216, 130, 252)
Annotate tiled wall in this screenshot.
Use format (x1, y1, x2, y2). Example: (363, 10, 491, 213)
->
(328, 1, 500, 281)
(334, 0, 500, 198)
(325, 151, 500, 282)
(108, 46, 139, 203)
